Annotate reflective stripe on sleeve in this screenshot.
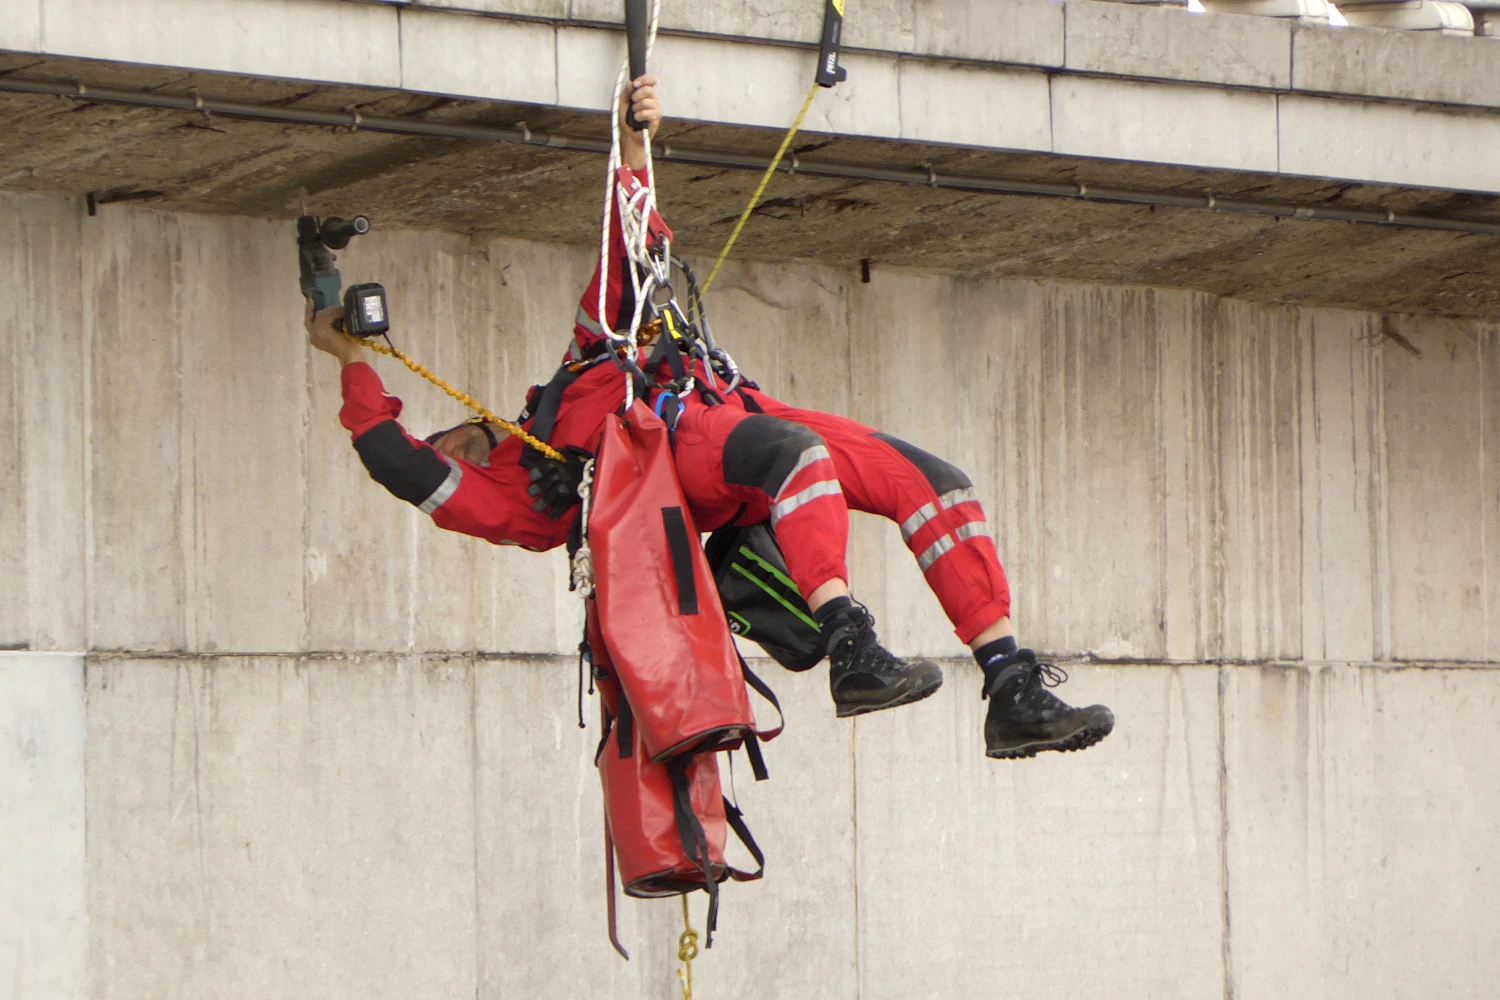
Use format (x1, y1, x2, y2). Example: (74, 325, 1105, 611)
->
(771, 479, 843, 524)
(418, 457, 463, 514)
(916, 534, 955, 571)
(939, 486, 979, 509)
(954, 521, 992, 542)
(899, 502, 938, 543)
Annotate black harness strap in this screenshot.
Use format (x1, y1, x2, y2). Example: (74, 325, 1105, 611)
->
(723, 798, 765, 882)
(736, 388, 764, 413)
(661, 506, 700, 615)
(529, 364, 584, 445)
(668, 760, 720, 947)
(742, 732, 769, 782)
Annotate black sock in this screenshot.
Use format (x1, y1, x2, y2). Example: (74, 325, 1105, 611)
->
(812, 595, 854, 625)
(973, 635, 1018, 669)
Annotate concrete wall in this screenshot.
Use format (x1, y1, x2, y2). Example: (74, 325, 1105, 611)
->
(3, 188, 1499, 998)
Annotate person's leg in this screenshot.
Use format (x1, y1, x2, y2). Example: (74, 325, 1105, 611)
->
(670, 397, 942, 717)
(741, 391, 1009, 643)
(742, 389, 1113, 757)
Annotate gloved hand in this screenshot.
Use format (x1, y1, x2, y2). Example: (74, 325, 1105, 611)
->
(519, 444, 591, 519)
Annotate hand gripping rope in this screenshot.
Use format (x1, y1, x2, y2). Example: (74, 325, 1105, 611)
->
(593, 0, 666, 411)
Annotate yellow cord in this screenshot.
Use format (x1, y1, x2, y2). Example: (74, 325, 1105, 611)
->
(676, 895, 699, 1000)
(349, 334, 564, 462)
(700, 80, 821, 297)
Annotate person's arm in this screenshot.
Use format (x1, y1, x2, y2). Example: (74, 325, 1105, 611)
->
(306, 303, 568, 551)
(571, 75, 666, 357)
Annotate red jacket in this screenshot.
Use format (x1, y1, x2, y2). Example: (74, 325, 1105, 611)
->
(338, 165, 669, 550)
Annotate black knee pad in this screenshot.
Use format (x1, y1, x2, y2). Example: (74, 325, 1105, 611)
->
(723, 415, 828, 497)
(872, 432, 972, 495)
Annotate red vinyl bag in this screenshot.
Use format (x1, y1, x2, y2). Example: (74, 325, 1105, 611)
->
(597, 710, 764, 948)
(589, 400, 756, 761)
(600, 721, 730, 898)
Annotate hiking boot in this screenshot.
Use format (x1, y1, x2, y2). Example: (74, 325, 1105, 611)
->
(982, 649, 1114, 759)
(818, 600, 944, 718)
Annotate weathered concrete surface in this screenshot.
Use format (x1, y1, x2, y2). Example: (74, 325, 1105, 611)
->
(1291, 21, 1500, 107)
(0, 653, 87, 1000)
(0, 193, 86, 651)
(854, 664, 1223, 1000)
(1067, 1, 1292, 89)
(1224, 665, 1500, 998)
(86, 654, 482, 999)
(4, 190, 1500, 997)
(6, 190, 1500, 662)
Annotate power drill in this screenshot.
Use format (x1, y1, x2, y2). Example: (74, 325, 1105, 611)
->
(297, 213, 390, 338)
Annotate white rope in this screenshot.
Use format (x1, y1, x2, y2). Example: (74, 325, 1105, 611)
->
(595, 0, 663, 410)
(571, 458, 598, 598)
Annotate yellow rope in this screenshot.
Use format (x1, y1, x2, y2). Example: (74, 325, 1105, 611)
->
(349, 334, 564, 462)
(676, 895, 699, 1000)
(700, 80, 820, 297)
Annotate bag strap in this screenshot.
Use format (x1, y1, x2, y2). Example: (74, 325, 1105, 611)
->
(661, 506, 700, 615)
(723, 798, 765, 882)
(616, 699, 633, 758)
(739, 653, 785, 743)
(601, 702, 630, 961)
(668, 760, 721, 948)
(742, 732, 768, 782)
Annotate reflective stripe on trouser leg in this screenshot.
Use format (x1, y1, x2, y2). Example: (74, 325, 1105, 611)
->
(727, 392, 1012, 641)
(772, 478, 842, 524)
(915, 517, 991, 571)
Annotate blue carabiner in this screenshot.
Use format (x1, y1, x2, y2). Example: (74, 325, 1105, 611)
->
(654, 391, 678, 419)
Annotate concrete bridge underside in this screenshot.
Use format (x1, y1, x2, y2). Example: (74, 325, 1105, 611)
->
(6, 0, 1500, 319)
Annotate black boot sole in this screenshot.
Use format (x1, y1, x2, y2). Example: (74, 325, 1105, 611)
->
(834, 671, 944, 719)
(986, 713, 1115, 760)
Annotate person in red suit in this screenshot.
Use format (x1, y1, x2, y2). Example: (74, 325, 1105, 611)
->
(308, 76, 1112, 760)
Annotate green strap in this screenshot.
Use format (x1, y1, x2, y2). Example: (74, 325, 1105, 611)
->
(730, 563, 821, 631)
(737, 545, 802, 597)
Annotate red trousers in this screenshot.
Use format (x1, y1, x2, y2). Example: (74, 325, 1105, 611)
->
(670, 387, 1010, 646)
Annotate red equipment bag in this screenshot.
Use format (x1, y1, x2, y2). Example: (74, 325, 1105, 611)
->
(589, 400, 757, 761)
(597, 706, 764, 949)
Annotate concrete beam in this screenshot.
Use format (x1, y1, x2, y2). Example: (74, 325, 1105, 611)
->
(1279, 93, 1500, 192)
(40, 0, 401, 87)
(1292, 21, 1500, 108)
(0, 0, 40, 52)
(11, 0, 1500, 199)
(1067, 1, 1293, 90)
